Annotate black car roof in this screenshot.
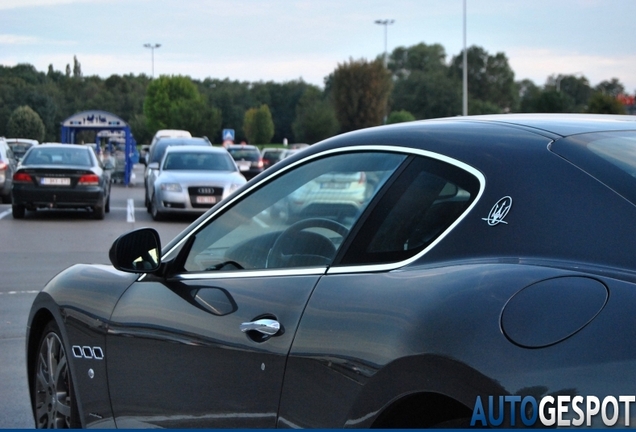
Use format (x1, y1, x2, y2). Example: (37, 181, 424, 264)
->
(305, 114, 636, 159)
(454, 114, 636, 137)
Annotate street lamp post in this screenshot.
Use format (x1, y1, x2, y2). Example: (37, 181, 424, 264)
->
(143, 43, 161, 78)
(463, 0, 468, 116)
(374, 19, 394, 68)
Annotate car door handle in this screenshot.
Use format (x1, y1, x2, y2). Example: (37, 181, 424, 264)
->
(240, 319, 280, 336)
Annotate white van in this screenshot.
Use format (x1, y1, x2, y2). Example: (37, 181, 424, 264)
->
(149, 129, 191, 148)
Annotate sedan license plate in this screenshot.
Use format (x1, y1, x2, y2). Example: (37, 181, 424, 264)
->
(41, 177, 71, 186)
(196, 196, 217, 204)
(238, 162, 250, 171)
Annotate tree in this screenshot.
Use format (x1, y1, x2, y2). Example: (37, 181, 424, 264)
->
(546, 74, 591, 111)
(386, 110, 415, 124)
(292, 86, 339, 143)
(243, 104, 275, 144)
(587, 93, 626, 114)
(330, 58, 392, 132)
(143, 75, 206, 134)
(200, 78, 254, 142)
(7, 105, 45, 141)
(449, 46, 517, 112)
(391, 70, 461, 119)
(388, 43, 448, 79)
(72, 56, 82, 79)
(517, 79, 543, 113)
(595, 78, 625, 98)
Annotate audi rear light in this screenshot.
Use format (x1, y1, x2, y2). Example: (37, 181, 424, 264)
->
(78, 174, 99, 185)
(13, 172, 32, 183)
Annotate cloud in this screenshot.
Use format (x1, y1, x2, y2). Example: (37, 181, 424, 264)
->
(0, 34, 40, 45)
(0, 0, 109, 10)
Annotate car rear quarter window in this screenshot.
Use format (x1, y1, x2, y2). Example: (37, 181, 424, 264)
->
(338, 155, 482, 266)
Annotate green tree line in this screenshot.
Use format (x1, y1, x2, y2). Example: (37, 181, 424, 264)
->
(0, 43, 631, 145)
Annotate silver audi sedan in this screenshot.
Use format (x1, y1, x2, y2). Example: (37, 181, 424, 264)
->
(148, 145, 246, 220)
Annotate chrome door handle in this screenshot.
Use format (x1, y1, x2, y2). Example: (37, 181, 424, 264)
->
(240, 319, 280, 336)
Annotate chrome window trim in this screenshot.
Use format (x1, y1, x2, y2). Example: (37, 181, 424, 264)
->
(329, 148, 485, 275)
(160, 145, 485, 276)
(174, 267, 327, 280)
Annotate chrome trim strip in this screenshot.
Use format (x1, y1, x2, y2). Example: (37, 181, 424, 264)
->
(160, 145, 486, 277)
(328, 148, 486, 275)
(174, 267, 327, 280)
(161, 145, 407, 259)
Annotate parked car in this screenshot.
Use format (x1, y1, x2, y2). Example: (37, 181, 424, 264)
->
(144, 136, 212, 208)
(260, 147, 285, 169)
(226, 144, 264, 179)
(289, 143, 310, 150)
(0, 137, 17, 203)
(6, 138, 38, 162)
(149, 129, 191, 148)
(12, 143, 111, 219)
(148, 145, 246, 220)
(138, 144, 150, 165)
(26, 114, 636, 428)
(280, 148, 302, 160)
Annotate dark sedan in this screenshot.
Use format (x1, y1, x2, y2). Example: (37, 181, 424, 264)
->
(12, 143, 111, 219)
(25, 114, 636, 428)
(227, 144, 264, 179)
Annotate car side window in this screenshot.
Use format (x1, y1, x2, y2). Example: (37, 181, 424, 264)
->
(180, 151, 406, 272)
(339, 155, 481, 266)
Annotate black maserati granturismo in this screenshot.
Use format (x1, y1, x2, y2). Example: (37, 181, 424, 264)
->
(26, 114, 636, 428)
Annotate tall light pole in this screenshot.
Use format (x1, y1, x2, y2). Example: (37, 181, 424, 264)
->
(374, 19, 394, 68)
(143, 43, 161, 78)
(462, 0, 468, 116)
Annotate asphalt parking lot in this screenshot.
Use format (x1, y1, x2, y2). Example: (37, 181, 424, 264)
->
(0, 164, 192, 428)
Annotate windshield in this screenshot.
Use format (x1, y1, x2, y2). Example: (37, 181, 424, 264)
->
(162, 152, 236, 171)
(23, 147, 93, 167)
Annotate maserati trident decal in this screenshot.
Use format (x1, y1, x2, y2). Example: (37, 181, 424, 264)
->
(482, 196, 512, 226)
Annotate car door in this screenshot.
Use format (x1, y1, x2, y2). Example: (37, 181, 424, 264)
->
(105, 149, 407, 428)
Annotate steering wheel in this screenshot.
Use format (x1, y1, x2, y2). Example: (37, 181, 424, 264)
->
(266, 218, 349, 268)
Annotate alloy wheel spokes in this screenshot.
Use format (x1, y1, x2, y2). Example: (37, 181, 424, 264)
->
(35, 331, 72, 428)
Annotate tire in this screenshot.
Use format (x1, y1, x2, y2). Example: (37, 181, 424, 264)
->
(92, 202, 105, 220)
(33, 321, 80, 428)
(150, 194, 163, 221)
(12, 204, 25, 219)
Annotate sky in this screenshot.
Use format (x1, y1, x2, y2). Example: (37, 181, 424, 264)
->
(2, 0, 636, 92)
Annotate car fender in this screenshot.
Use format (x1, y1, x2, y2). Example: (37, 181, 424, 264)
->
(26, 263, 139, 427)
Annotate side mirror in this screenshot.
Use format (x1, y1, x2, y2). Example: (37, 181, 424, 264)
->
(148, 162, 159, 171)
(109, 228, 161, 273)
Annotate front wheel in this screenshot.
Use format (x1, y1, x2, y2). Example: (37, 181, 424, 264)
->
(150, 194, 163, 221)
(33, 321, 80, 428)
